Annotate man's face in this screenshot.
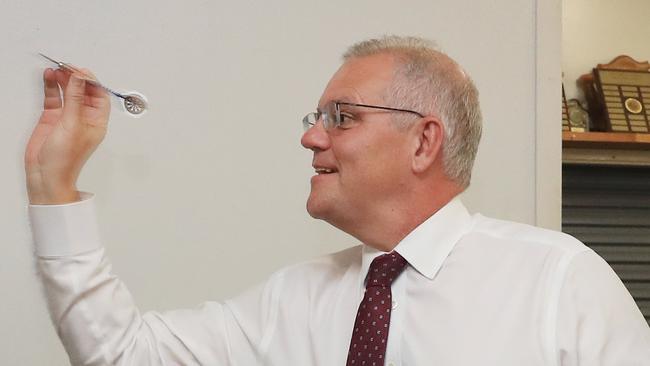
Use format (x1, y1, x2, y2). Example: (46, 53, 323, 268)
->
(301, 53, 413, 230)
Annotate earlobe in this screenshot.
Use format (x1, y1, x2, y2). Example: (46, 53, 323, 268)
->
(411, 118, 443, 174)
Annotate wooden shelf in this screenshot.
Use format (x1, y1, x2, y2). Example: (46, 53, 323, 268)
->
(562, 132, 650, 166)
(563, 131, 650, 149)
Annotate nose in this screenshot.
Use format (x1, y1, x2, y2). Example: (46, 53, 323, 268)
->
(301, 120, 331, 152)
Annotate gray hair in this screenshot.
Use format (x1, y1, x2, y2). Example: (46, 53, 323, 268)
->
(343, 35, 482, 189)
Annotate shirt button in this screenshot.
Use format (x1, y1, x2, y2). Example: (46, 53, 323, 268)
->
(391, 300, 398, 309)
(388, 362, 395, 366)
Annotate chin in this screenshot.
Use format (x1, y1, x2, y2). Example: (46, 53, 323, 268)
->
(305, 191, 339, 221)
(305, 196, 326, 219)
(306, 195, 354, 234)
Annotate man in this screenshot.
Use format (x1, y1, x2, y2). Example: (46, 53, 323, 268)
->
(26, 36, 650, 365)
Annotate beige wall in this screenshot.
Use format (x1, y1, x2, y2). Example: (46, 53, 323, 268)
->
(563, 0, 650, 100)
(1, 0, 560, 363)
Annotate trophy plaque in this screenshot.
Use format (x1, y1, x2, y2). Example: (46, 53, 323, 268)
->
(562, 86, 570, 131)
(579, 55, 650, 133)
(594, 68, 650, 133)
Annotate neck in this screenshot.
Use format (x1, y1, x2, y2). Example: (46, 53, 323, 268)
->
(341, 182, 463, 252)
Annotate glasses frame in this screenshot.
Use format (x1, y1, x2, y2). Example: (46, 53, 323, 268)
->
(302, 101, 425, 131)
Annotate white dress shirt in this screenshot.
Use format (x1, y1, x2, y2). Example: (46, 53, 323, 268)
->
(29, 194, 650, 365)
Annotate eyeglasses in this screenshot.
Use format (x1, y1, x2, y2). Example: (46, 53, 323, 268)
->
(302, 101, 424, 132)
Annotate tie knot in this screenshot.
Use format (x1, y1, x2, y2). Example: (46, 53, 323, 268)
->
(365, 252, 408, 288)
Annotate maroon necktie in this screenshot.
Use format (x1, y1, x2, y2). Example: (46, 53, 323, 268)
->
(346, 252, 408, 366)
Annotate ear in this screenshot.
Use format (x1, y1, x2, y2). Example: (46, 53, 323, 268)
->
(411, 117, 444, 174)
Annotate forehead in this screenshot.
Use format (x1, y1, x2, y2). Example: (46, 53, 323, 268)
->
(319, 53, 397, 107)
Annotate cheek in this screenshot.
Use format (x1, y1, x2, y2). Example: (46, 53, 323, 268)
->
(337, 138, 410, 192)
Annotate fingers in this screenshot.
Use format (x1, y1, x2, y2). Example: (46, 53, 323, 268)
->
(43, 68, 62, 110)
(55, 66, 111, 131)
(60, 73, 87, 128)
(57, 67, 109, 108)
(77, 68, 97, 81)
(78, 68, 109, 100)
(55, 69, 71, 94)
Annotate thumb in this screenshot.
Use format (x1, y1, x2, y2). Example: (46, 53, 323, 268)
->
(62, 73, 87, 125)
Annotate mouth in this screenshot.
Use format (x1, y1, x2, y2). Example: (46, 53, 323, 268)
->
(314, 167, 338, 175)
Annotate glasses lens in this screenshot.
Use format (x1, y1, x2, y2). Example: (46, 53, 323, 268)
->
(302, 112, 318, 132)
(322, 102, 340, 130)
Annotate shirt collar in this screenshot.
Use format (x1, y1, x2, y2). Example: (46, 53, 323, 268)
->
(359, 197, 472, 289)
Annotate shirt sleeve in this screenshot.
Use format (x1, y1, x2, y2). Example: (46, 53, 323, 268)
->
(556, 249, 650, 365)
(29, 193, 277, 366)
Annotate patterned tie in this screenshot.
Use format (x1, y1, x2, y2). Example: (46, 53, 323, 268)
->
(346, 252, 408, 366)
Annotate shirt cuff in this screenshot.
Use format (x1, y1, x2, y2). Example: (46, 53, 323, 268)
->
(28, 192, 102, 257)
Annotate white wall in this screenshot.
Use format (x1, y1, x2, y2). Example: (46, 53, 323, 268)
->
(1, 0, 559, 364)
(563, 0, 650, 100)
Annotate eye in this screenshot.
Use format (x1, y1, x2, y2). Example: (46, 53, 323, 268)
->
(337, 112, 358, 129)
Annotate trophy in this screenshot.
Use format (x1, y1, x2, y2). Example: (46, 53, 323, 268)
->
(578, 55, 650, 133)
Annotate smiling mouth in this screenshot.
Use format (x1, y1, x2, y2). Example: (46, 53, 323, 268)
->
(315, 168, 337, 174)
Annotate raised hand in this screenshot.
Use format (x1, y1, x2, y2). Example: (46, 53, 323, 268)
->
(25, 68, 111, 204)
